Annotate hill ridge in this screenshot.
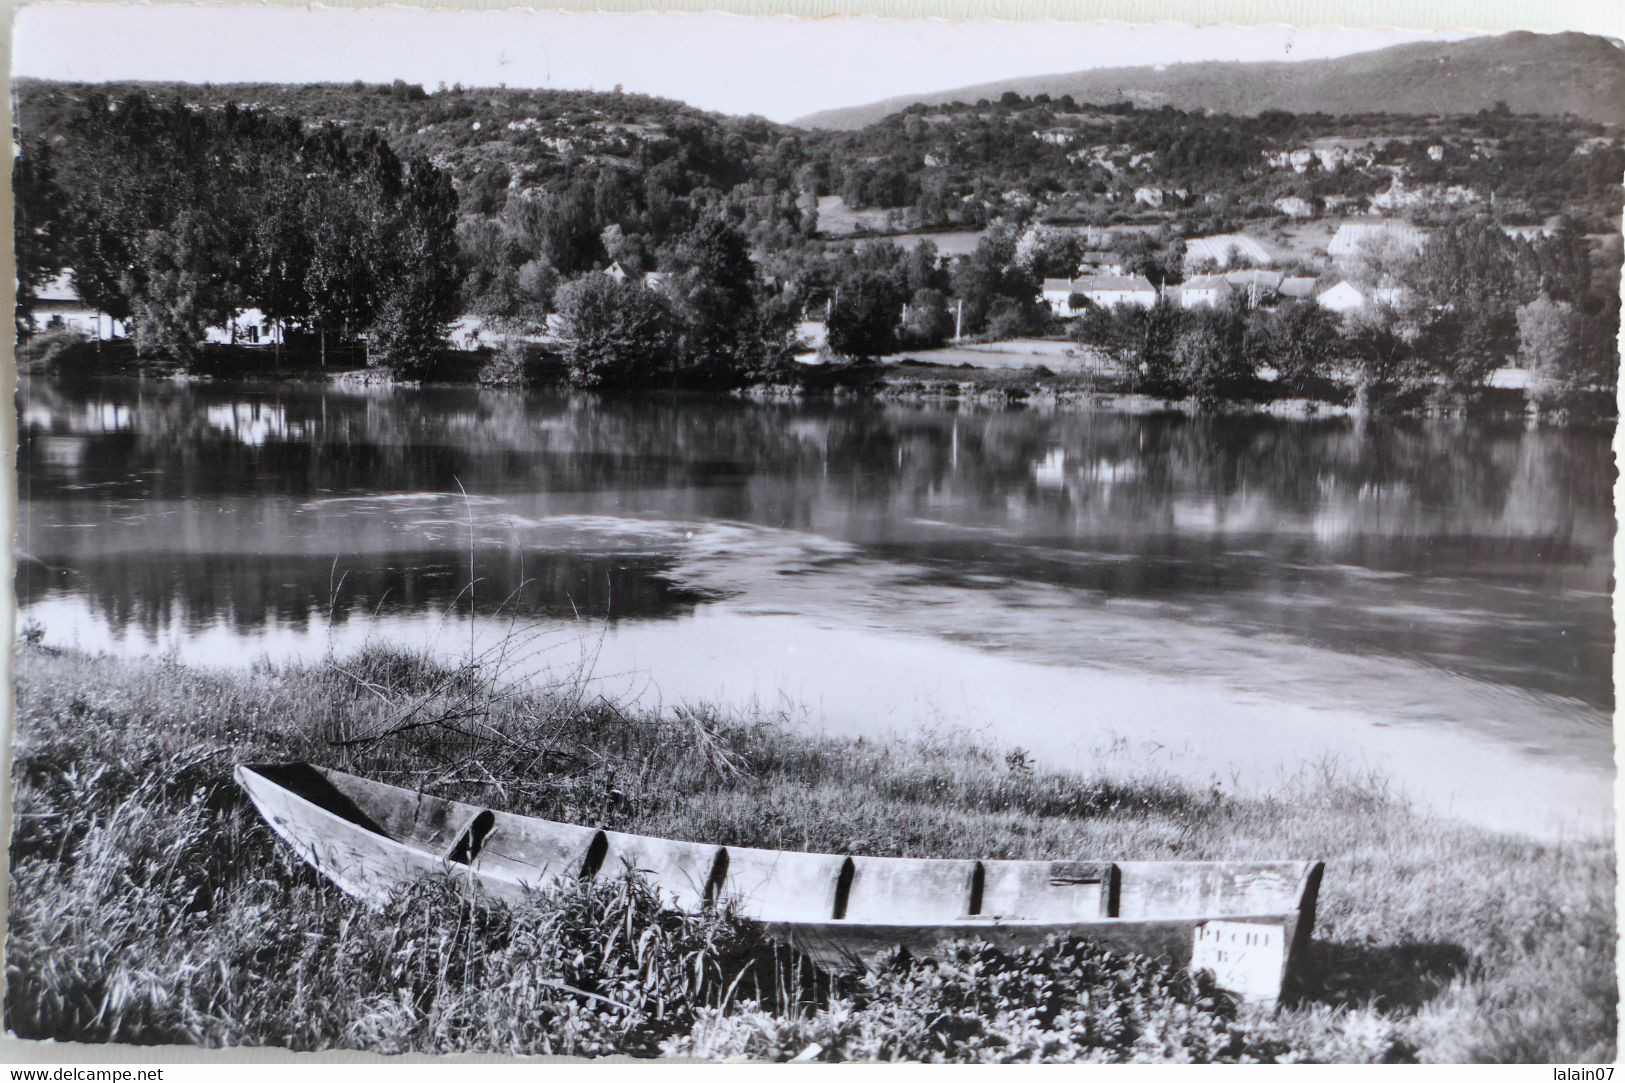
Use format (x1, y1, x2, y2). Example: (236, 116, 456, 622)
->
(792, 31, 1625, 129)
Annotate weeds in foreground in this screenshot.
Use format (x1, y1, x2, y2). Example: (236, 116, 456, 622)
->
(5, 644, 1617, 1061)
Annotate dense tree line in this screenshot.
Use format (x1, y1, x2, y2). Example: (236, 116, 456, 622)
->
(12, 81, 1619, 404)
(17, 92, 460, 375)
(551, 215, 795, 387)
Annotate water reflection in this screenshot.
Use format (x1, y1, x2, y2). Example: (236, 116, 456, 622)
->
(20, 377, 1613, 713)
(17, 376, 1620, 837)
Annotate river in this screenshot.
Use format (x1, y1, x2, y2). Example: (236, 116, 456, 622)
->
(15, 376, 1616, 838)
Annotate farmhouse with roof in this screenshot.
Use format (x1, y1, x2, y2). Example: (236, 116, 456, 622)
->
(28, 269, 285, 345)
(1077, 250, 1128, 276)
(1279, 276, 1319, 301)
(28, 271, 125, 340)
(1224, 269, 1284, 305)
(1042, 274, 1157, 316)
(1314, 279, 1410, 314)
(1177, 274, 1235, 309)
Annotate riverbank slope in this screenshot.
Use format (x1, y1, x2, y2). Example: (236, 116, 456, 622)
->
(5, 644, 1614, 1061)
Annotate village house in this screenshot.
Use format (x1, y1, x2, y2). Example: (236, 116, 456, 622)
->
(1077, 250, 1128, 276)
(1314, 279, 1409, 314)
(28, 271, 125, 339)
(204, 309, 285, 347)
(1224, 269, 1284, 305)
(1279, 276, 1319, 302)
(1041, 274, 1157, 316)
(604, 261, 670, 289)
(29, 269, 287, 347)
(1182, 233, 1273, 271)
(1177, 274, 1235, 309)
(1315, 280, 1369, 313)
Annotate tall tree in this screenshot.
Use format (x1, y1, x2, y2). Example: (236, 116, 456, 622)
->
(827, 272, 903, 360)
(13, 139, 65, 331)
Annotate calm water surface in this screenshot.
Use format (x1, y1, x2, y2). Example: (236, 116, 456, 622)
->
(16, 377, 1616, 837)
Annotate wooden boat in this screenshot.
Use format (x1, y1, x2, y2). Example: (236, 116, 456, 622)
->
(236, 762, 1324, 1004)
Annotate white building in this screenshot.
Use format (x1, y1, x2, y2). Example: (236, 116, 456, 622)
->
(30, 268, 284, 346)
(1042, 274, 1157, 316)
(1178, 275, 1235, 309)
(1315, 279, 1408, 314)
(204, 308, 285, 346)
(28, 271, 125, 339)
(1077, 250, 1128, 276)
(1279, 276, 1319, 302)
(1315, 280, 1370, 313)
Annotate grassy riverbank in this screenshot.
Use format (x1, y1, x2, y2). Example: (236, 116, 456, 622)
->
(6, 642, 1616, 1061)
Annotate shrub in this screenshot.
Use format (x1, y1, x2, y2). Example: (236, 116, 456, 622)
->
(18, 327, 99, 373)
(555, 275, 678, 388)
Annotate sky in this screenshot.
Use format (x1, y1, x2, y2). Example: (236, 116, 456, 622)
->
(14, 6, 1482, 123)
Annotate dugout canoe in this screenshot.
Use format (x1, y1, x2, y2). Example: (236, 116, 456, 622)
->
(236, 762, 1324, 1003)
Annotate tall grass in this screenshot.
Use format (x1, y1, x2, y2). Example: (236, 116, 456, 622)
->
(6, 642, 1615, 1061)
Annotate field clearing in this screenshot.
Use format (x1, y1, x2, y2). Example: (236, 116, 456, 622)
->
(887, 229, 987, 256)
(814, 194, 896, 236)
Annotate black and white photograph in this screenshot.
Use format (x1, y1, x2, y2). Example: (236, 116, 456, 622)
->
(4, 2, 1621, 1064)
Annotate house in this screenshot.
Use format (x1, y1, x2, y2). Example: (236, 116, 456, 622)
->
(606, 261, 669, 289)
(204, 308, 285, 346)
(1041, 274, 1157, 316)
(1313, 279, 1412, 313)
(1327, 220, 1428, 263)
(1273, 196, 1314, 219)
(1177, 275, 1234, 309)
(30, 268, 285, 346)
(1224, 269, 1284, 305)
(1315, 280, 1367, 313)
(1077, 250, 1128, 276)
(1279, 276, 1319, 301)
(28, 271, 125, 339)
(1182, 234, 1272, 271)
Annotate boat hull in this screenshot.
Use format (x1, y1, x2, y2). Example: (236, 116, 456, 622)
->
(236, 762, 1322, 1004)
